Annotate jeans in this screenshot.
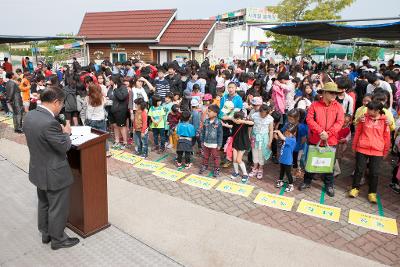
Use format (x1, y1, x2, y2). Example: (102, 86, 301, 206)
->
(279, 164, 293, 184)
(177, 151, 191, 164)
(353, 152, 382, 193)
(152, 128, 165, 149)
(202, 146, 220, 169)
(85, 119, 109, 151)
(134, 131, 148, 156)
(1, 99, 9, 113)
(11, 104, 23, 131)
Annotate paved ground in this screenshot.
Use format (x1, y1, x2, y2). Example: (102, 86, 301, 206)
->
(0, 114, 399, 266)
(0, 138, 383, 267)
(0, 156, 182, 267)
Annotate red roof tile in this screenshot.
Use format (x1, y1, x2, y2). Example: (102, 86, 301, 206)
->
(158, 20, 215, 47)
(78, 9, 176, 40)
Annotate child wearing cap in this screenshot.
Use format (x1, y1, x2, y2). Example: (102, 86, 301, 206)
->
(201, 93, 213, 124)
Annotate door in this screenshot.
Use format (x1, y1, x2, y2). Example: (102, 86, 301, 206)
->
(159, 51, 168, 65)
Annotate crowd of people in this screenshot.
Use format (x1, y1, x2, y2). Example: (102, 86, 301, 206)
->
(1, 55, 400, 202)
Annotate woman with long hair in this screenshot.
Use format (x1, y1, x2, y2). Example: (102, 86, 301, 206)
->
(109, 75, 129, 150)
(85, 84, 110, 156)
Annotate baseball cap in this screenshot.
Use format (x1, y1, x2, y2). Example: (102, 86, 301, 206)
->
(251, 97, 263, 106)
(203, 94, 212, 101)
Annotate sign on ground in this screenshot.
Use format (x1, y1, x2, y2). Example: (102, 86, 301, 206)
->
(254, 191, 295, 211)
(348, 209, 398, 235)
(297, 199, 341, 222)
(215, 180, 254, 197)
(181, 174, 219, 190)
(152, 167, 187, 181)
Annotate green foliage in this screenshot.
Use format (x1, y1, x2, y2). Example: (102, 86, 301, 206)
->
(353, 46, 380, 61)
(268, 0, 355, 58)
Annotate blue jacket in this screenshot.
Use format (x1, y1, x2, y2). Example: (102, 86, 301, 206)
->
(219, 94, 243, 117)
(190, 110, 201, 133)
(279, 136, 296, 165)
(201, 118, 223, 147)
(176, 122, 195, 138)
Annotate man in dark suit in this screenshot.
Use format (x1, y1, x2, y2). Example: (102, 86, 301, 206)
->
(23, 86, 79, 250)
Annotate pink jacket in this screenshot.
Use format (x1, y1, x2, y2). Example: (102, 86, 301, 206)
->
(272, 81, 286, 114)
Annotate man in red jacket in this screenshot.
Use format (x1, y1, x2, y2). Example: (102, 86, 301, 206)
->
(299, 82, 344, 197)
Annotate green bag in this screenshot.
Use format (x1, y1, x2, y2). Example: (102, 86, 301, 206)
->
(305, 142, 336, 174)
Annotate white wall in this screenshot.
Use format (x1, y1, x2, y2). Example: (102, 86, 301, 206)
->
(209, 25, 272, 62)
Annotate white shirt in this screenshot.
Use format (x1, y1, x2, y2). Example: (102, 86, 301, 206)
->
(39, 105, 54, 117)
(366, 80, 392, 94)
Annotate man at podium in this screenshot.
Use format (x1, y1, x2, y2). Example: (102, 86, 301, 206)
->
(23, 86, 80, 250)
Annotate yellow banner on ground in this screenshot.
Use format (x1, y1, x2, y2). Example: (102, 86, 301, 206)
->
(4, 118, 13, 126)
(152, 167, 187, 181)
(348, 209, 398, 235)
(134, 160, 165, 171)
(181, 174, 219, 190)
(109, 149, 124, 157)
(297, 199, 341, 222)
(112, 152, 142, 165)
(254, 192, 295, 211)
(0, 116, 9, 122)
(215, 180, 254, 197)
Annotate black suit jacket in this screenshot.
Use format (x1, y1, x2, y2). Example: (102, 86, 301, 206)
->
(23, 106, 73, 190)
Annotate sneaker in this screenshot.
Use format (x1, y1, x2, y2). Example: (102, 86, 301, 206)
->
(298, 182, 311, 191)
(120, 144, 127, 150)
(127, 138, 133, 145)
(158, 148, 165, 154)
(389, 183, 400, 194)
(241, 175, 249, 184)
(176, 162, 182, 167)
(166, 143, 173, 149)
(360, 177, 366, 185)
(185, 163, 192, 169)
(6, 112, 13, 117)
(213, 168, 220, 177)
(135, 151, 142, 156)
(285, 184, 294, 192)
(112, 143, 121, 149)
(349, 188, 359, 198)
(275, 180, 284, 188)
(140, 154, 148, 159)
(326, 186, 335, 197)
(230, 172, 240, 180)
(199, 165, 207, 174)
(256, 170, 263, 180)
(249, 167, 258, 178)
(368, 193, 377, 203)
(106, 151, 112, 158)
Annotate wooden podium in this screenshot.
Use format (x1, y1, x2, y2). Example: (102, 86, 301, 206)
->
(66, 128, 110, 238)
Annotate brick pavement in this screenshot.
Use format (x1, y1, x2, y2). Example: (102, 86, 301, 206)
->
(1, 118, 400, 266)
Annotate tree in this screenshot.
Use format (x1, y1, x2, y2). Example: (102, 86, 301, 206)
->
(353, 46, 380, 61)
(268, 0, 355, 58)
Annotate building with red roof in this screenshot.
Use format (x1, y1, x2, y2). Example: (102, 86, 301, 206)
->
(78, 9, 216, 64)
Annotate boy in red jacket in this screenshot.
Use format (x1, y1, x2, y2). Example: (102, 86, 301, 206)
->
(349, 101, 391, 203)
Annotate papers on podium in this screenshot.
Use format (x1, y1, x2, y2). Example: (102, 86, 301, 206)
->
(70, 126, 98, 146)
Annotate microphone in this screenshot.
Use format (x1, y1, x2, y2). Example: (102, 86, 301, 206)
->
(57, 114, 67, 126)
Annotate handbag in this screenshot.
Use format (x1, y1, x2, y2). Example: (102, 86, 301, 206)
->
(224, 124, 243, 161)
(305, 141, 336, 174)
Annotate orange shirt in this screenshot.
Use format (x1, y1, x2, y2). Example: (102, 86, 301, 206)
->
(19, 78, 31, 102)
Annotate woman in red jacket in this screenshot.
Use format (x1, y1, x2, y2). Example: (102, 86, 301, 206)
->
(349, 101, 391, 203)
(298, 82, 344, 197)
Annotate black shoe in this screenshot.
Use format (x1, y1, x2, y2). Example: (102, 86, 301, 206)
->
(298, 183, 311, 191)
(326, 186, 335, 197)
(199, 165, 207, 174)
(14, 129, 23, 134)
(213, 168, 220, 177)
(51, 237, 80, 250)
(42, 235, 51, 244)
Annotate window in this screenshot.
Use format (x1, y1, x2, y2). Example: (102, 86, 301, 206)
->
(111, 52, 127, 63)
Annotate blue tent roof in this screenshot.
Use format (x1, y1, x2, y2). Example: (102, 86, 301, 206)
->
(264, 21, 400, 41)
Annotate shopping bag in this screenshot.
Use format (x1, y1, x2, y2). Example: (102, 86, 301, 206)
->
(305, 142, 336, 174)
(224, 136, 234, 161)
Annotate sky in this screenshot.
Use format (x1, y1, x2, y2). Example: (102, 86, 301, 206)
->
(3, 0, 399, 36)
